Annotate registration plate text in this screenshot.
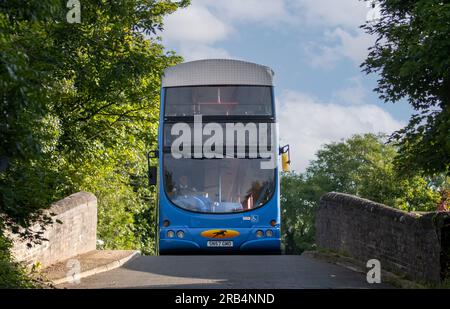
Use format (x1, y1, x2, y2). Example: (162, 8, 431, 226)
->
(207, 240, 233, 247)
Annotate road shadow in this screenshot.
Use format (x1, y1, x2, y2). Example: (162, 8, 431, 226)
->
(113, 254, 393, 289)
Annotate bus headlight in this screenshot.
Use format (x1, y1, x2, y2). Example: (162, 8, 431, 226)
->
(265, 230, 273, 237)
(167, 230, 175, 238)
(256, 230, 264, 238)
(176, 230, 185, 239)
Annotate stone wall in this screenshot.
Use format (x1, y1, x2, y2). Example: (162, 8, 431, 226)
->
(316, 192, 450, 283)
(10, 191, 97, 268)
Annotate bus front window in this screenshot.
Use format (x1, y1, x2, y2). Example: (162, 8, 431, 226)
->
(163, 155, 275, 213)
(165, 86, 273, 117)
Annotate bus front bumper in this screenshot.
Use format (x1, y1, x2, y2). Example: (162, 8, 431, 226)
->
(159, 228, 281, 254)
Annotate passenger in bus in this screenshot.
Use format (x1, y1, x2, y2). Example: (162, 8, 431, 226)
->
(173, 175, 197, 196)
(172, 175, 212, 212)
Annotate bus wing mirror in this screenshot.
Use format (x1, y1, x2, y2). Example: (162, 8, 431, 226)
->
(147, 150, 159, 186)
(279, 144, 291, 172)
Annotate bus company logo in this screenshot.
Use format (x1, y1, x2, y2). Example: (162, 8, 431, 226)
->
(201, 229, 240, 239)
(170, 115, 278, 170)
(241, 216, 258, 222)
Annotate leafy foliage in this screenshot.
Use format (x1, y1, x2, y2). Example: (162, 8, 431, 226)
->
(361, 0, 450, 176)
(0, 0, 189, 271)
(281, 134, 442, 254)
(0, 232, 35, 288)
(281, 173, 317, 254)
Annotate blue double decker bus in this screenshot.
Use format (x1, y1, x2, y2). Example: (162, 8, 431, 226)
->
(149, 59, 287, 254)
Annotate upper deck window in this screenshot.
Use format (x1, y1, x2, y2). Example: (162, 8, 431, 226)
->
(164, 86, 273, 117)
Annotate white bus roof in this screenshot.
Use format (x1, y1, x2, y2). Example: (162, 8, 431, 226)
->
(161, 59, 274, 87)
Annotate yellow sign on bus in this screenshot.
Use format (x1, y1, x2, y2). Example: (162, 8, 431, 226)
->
(201, 229, 240, 239)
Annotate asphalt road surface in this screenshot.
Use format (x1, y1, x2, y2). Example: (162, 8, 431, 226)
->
(58, 254, 392, 289)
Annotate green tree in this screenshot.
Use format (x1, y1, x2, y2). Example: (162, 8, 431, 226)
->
(306, 133, 439, 211)
(0, 0, 190, 270)
(281, 173, 318, 254)
(0, 233, 36, 288)
(361, 0, 450, 176)
(46, 0, 189, 254)
(0, 0, 67, 240)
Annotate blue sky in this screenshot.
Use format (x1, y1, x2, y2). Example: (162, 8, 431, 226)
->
(161, 0, 414, 172)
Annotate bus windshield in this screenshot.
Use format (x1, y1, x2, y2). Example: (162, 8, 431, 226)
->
(165, 86, 273, 117)
(163, 154, 275, 213)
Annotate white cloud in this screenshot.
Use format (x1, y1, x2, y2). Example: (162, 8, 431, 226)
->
(331, 28, 374, 64)
(278, 90, 404, 172)
(291, 1, 375, 69)
(162, 1, 376, 65)
(289, 0, 370, 28)
(163, 4, 232, 45)
(162, 0, 292, 61)
(206, 0, 289, 23)
(306, 27, 374, 68)
(334, 76, 366, 105)
(177, 44, 232, 62)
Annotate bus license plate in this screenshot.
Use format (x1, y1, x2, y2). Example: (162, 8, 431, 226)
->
(207, 240, 233, 247)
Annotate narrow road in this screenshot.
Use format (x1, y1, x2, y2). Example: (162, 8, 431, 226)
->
(58, 253, 392, 289)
